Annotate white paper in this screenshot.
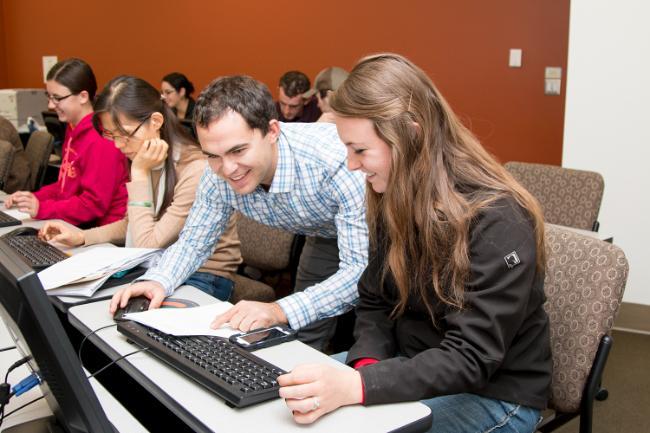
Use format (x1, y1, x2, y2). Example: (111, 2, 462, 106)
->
(123, 303, 237, 337)
(37, 247, 160, 292)
(2, 208, 31, 220)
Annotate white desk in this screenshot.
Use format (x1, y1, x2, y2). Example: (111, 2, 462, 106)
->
(0, 320, 147, 432)
(68, 286, 432, 433)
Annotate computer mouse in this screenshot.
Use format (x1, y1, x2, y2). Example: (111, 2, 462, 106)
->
(1, 226, 39, 238)
(113, 296, 151, 322)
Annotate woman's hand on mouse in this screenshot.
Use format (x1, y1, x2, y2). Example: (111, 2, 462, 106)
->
(109, 281, 166, 314)
(131, 138, 169, 180)
(39, 221, 85, 246)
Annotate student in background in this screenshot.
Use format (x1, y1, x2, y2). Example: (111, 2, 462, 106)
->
(161, 72, 196, 121)
(276, 71, 321, 123)
(40, 76, 241, 301)
(311, 67, 349, 123)
(110, 75, 368, 351)
(277, 54, 551, 433)
(4, 58, 128, 227)
(0, 115, 29, 193)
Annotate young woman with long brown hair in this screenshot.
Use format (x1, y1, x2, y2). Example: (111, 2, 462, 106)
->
(278, 53, 551, 433)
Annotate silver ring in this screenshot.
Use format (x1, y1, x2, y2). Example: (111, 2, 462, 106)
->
(311, 397, 320, 411)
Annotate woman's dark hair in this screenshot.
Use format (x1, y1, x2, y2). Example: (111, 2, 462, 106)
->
(46, 58, 98, 101)
(93, 75, 196, 214)
(162, 72, 195, 97)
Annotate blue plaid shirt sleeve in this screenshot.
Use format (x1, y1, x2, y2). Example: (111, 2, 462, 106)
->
(276, 167, 369, 329)
(139, 169, 234, 295)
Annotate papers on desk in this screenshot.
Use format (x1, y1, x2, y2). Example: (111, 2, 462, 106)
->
(124, 302, 238, 338)
(2, 208, 31, 220)
(38, 247, 161, 297)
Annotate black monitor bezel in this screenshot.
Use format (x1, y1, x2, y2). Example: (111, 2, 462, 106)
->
(0, 240, 114, 432)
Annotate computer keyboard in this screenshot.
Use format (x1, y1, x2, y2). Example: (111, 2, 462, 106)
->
(117, 321, 287, 408)
(0, 210, 21, 228)
(0, 234, 69, 271)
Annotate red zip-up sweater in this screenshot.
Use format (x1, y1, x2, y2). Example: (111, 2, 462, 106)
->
(34, 113, 128, 227)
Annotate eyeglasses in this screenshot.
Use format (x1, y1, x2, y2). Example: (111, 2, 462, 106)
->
(45, 92, 76, 104)
(101, 116, 150, 145)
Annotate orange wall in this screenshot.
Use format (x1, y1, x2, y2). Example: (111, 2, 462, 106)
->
(1, 0, 569, 164)
(0, 0, 7, 88)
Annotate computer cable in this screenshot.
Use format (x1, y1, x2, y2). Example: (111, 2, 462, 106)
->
(86, 347, 149, 380)
(0, 346, 16, 353)
(77, 323, 117, 365)
(0, 356, 34, 428)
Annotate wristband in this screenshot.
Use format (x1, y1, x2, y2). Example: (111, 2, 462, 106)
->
(128, 201, 153, 207)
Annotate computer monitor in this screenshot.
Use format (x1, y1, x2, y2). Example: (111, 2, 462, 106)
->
(0, 240, 114, 432)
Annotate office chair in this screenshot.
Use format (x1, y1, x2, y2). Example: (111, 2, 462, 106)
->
(23, 130, 54, 191)
(505, 161, 605, 231)
(537, 225, 628, 433)
(0, 139, 16, 190)
(230, 213, 302, 303)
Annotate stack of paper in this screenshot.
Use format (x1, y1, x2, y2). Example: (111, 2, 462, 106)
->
(2, 208, 31, 220)
(37, 247, 161, 297)
(123, 302, 237, 337)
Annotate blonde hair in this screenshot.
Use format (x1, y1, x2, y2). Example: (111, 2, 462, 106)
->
(330, 53, 545, 321)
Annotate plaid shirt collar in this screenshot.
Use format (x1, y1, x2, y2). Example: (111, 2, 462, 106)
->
(267, 130, 295, 194)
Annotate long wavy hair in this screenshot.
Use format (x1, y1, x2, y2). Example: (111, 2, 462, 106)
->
(93, 76, 198, 214)
(330, 53, 546, 321)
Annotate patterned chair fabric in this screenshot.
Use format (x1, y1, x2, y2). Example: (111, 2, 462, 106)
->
(231, 274, 275, 303)
(231, 213, 295, 302)
(0, 140, 16, 190)
(543, 225, 628, 413)
(237, 214, 294, 271)
(24, 130, 54, 191)
(505, 162, 604, 231)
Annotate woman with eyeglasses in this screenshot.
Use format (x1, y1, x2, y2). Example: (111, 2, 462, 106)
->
(277, 54, 550, 433)
(161, 72, 196, 121)
(40, 76, 242, 301)
(4, 58, 128, 226)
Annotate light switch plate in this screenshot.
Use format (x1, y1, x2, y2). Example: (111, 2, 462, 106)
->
(509, 49, 522, 68)
(42, 56, 58, 83)
(545, 67, 562, 79)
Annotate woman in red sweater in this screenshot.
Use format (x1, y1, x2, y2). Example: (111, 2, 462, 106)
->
(4, 58, 128, 227)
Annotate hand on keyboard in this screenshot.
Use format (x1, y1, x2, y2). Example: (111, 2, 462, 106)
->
(40, 221, 85, 247)
(278, 364, 363, 424)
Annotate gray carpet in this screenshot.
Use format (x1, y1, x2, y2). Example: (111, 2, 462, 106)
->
(548, 330, 649, 433)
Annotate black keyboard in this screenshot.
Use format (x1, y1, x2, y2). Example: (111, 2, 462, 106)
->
(117, 321, 286, 408)
(1, 235, 69, 271)
(0, 210, 21, 228)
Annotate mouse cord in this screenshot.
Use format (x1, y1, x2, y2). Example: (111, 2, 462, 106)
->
(86, 347, 149, 380)
(78, 324, 117, 365)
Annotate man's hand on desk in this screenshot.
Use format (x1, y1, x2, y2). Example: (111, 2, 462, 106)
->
(39, 221, 85, 246)
(278, 364, 363, 424)
(109, 281, 166, 314)
(210, 301, 287, 331)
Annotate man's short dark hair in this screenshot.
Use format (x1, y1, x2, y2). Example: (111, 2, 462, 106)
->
(279, 71, 311, 97)
(194, 75, 278, 135)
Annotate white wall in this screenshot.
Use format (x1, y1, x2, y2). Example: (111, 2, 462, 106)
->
(563, 0, 650, 305)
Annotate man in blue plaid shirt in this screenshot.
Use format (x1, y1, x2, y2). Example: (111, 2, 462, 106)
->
(110, 75, 368, 350)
